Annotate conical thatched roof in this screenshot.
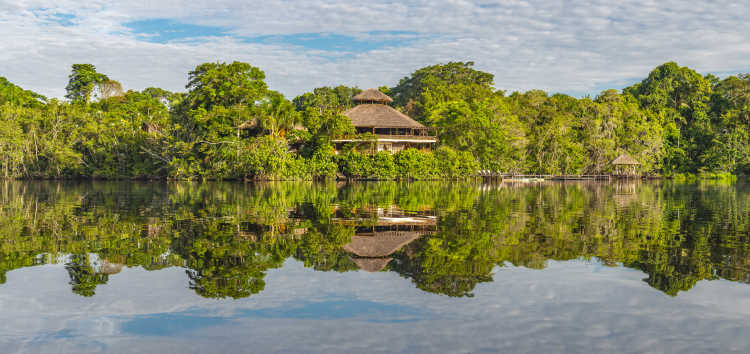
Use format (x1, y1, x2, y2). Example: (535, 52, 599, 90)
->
(343, 104, 425, 128)
(342, 232, 422, 258)
(612, 153, 640, 165)
(351, 257, 392, 272)
(352, 88, 393, 103)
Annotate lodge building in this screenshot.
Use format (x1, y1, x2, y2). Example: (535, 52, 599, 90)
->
(332, 88, 437, 154)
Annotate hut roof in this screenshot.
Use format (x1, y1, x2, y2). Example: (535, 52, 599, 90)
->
(342, 232, 422, 258)
(351, 257, 392, 272)
(343, 104, 425, 128)
(612, 153, 640, 165)
(99, 261, 124, 275)
(352, 88, 393, 103)
(238, 119, 258, 130)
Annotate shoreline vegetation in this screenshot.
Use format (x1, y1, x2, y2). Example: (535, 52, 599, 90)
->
(1, 61, 750, 181)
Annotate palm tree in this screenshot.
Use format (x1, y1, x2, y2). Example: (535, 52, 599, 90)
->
(259, 91, 301, 138)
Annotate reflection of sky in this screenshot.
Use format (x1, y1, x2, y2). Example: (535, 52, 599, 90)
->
(1, 260, 749, 353)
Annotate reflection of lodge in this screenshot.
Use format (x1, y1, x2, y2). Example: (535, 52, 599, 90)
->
(336, 206, 437, 272)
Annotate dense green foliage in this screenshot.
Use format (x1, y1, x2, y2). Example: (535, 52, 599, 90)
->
(2, 61, 750, 179)
(0, 180, 748, 298)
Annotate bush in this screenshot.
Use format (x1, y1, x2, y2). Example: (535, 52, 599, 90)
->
(337, 147, 478, 180)
(371, 152, 396, 179)
(337, 151, 371, 178)
(394, 148, 438, 179)
(307, 145, 337, 179)
(434, 146, 478, 178)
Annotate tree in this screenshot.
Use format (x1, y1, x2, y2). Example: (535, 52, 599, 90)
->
(390, 61, 495, 122)
(185, 61, 267, 111)
(95, 79, 124, 100)
(172, 61, 273, 179)
(292, 86, 358, 158)
(0, 76, 46, 108)
(624, 62, 713, 172)
(65, 64, 109, 104)
(259, 90, 300, 138)
(429, 96, 526, 172)
(65, 254, 109, 297)
(293, 86, 358, 138)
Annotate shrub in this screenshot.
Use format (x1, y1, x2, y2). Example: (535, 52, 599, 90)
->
(394, 148, 438, 179)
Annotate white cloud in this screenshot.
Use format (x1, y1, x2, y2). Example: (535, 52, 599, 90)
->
(1, 0, 749, 99)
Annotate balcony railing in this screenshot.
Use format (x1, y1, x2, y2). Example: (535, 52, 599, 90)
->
(371, 134, 438, 141)
(332, 134, 438, 143)
(356, 127, 438, 137)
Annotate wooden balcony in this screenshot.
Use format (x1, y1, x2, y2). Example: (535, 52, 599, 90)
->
(332, 134, 437, 143)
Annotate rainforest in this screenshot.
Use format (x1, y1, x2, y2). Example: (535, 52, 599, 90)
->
(1, 61, 749, 180)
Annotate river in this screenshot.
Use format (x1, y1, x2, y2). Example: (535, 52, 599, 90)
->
(0, 180, 748, 353)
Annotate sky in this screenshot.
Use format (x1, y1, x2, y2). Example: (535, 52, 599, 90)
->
(1, 0, 749, 99)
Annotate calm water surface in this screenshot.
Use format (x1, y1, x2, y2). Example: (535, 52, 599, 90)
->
(1, 181, 749, 353)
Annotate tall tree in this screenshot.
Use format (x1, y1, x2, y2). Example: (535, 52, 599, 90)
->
(624, 62, 713, 172)
(95, 79, 124, 100)
(429, 95, 527, 172)
(65, 64, 109, 104)
(292, 86, 358, 157)
(390, 61, 495, 122)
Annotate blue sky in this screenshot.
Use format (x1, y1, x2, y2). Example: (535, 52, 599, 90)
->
(124, 19, 422, 53)
(1, 0, 749, 98)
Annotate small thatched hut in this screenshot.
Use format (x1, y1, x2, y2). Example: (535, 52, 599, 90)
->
(611, 153, 640, 176)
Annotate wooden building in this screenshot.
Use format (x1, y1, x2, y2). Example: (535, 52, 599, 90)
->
(332, 88, 437, 154)
(611, 153, 641, 177)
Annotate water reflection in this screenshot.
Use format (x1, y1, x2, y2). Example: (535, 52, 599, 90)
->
(0, 180, 748, 298)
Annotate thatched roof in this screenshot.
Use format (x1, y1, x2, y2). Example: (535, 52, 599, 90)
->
(99, 261, 124, 275)
(343, 104, 425, 128)
(351, 257, 392, 272)
(612, 153, 640, 165)
(142, 122, 161, 134)
(342, 231, 422, 258)
(353, 88, 393, 103)
(238, 119, 258, 130)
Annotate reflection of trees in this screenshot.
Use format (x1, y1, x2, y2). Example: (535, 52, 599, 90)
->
(391, 241, 494, 297)
(0, 180, 749, 298)
(390, 182, 750, 297)
(389, 208, 502, 297)
(0, 182, 176, 295)
(171, 220, 298, 299)
(65, 254, 109, 297)
(294, 225, 358, 272)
